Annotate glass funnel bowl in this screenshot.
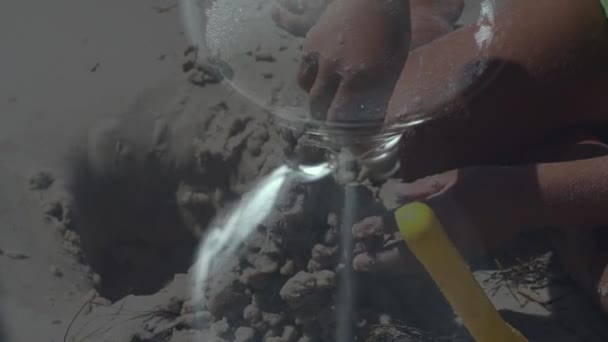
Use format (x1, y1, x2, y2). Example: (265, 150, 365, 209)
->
(180, 0, 499, 181)
(178, 0, 499, 341)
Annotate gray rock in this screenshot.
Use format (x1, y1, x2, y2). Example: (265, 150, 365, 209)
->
(169, 329, 227, 342)
(234, 326, 256, 342)
(240, 267, 271, 289)
(279, 272, 317, 307)
(282, 325, 299, 342)
(49, 265, 63, 277)
(262, 311, 285, 328)
(211, 318, 231, 338)
(310, 244, 338, 268)
(314, 270, 336, 290)
(206, 270, 250, 319)
(280, 272, 332, 322)
(280, 259, 296, 276)
(5, 251, 29, 260)
(29, 171, 54, 190)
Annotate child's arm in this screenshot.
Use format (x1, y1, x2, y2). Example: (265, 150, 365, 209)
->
(532, 153, 608, 228)
(388, 0, 608, 125)
(352, 150, 608, 271)
(387, 0, 608, 181)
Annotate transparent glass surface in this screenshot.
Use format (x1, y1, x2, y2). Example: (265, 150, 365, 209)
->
(177, 1, 502, 341)
(181, 0, 500, 177)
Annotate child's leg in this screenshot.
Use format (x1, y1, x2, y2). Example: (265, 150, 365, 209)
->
(532, 134, 608, 314)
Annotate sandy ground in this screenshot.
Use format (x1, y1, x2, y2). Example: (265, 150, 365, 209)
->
(1, 0, 608, 341)
(0, 0, 185, 340)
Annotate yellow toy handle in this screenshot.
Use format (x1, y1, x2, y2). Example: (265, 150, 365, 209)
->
(394, 202, 528, 342)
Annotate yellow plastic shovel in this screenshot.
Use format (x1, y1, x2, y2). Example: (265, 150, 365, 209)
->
(394, 202, 528, 342)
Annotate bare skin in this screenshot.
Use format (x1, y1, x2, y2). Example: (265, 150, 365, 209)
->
(272, 0, 333, 37)
(298, 0, 411, 122)
(288, 0, 464, 122)
(353, 137, 608, 312)
(387, 0, 608, 181)
(294, 0, 608, 315)
(272, 0, 464, 38)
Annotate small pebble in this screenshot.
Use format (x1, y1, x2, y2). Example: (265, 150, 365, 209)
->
(91, 273, 102, 287)
(182, 60, 195, 72)
(184, 45, 197, 56)
(307, 260, 322, 272)
(29, 171, 54, 190)
(93, 297, 111, 307)
(181, 311, 212, 329)
(51, 319, 62, 325)
(262, 72, 274, 79)
(81, 303, 92, 316)
(323, 228, 337, 245)
(255, 53, 276, 62)
(280, 260, 296, 276)
(49, 265, 63, 277)
(282, 325, 298, 342)
(211, 318, 231, 337)
(43, 201, 64, 221)
(262, 312, 285, 327)
(356, 318, 368, 329)
(234, 326, 256, 342)
(83, 289, 98, 302)
(315, 270, 336, 289)
(5, 251, 29, 260)
(327, 213, 338, 227)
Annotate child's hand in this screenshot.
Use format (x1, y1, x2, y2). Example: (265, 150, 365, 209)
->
(409, 5, 453, 49)
(352, 167, 528, 273)
(271, 0, 333, 37)
(298, 0, 410, 122)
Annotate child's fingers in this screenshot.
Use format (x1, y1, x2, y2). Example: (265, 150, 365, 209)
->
(353, 248, 400, 272)
(353, 245, 422, 274)
(308, 64, 341, 121)
(325, 83, 352, 123)
(271, 3, 311, 37)
(325, 83, 384, 123)
(394, 177, 444, 203)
